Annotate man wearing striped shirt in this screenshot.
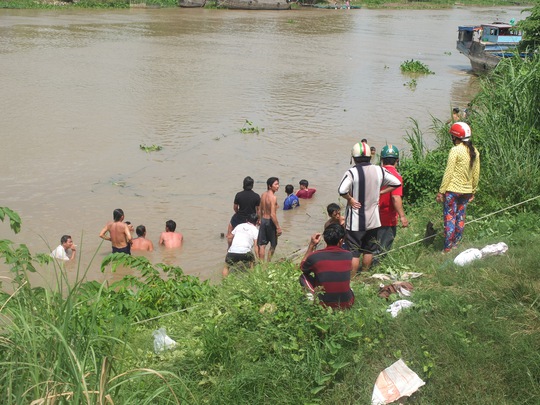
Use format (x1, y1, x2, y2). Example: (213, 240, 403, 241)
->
(300, 224, 355, 310)
(338, 142, 401, 275)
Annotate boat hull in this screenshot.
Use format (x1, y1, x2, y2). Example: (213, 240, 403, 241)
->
(218, 0, 291, 9)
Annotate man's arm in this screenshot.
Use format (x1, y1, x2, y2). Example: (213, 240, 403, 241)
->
(300, 233, 321, 269)
(99, 224, 111, 241)
(124, 224, 133, 245)
(270, 195, 282, 236)
(233, 203, 239, 213)
(391, 195, 409, 227)
(68, 246, 76, 260)
(159, 233, 165, 245)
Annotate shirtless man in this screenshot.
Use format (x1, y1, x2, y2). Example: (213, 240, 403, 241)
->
(159, 219, 184, 248)
(257, 177, 282, 262)
(131, 225, 154, 252)
(99, 208, 133, 255)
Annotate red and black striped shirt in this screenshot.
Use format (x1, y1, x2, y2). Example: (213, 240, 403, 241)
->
(301, 246, 354, 309)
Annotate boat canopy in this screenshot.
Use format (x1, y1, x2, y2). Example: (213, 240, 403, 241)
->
(481, 23, 522, 44)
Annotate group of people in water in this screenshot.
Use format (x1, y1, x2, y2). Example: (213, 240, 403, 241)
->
(49, 209, 184, 261)
(50, 124, 479, 310)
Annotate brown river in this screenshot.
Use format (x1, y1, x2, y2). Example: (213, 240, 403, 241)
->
(0, 6, 523, 286)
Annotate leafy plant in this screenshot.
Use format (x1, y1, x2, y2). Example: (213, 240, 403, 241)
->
(139, 144, 163, 153)
(240, 120, 264, 134)
(403, 78, 417, 90)
(400, 59, 435, 75)
(0, 206, 22, 234)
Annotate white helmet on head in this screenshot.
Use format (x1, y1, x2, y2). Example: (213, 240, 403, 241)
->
(351, 141, 371, 158)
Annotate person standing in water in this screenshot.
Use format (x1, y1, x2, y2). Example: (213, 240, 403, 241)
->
(257, 177, 282, 262)
(99, 208, 133, 255)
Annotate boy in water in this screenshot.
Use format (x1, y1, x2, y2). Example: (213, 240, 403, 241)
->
(324, 203, 345, 229)
(223, 213, 259, 277)
(131, 225, 154, 252)
(283, 184, 300, 210)
(159, 220, 184, 248)
(296, 179, 316, 199)
(99, 208, 133, 255)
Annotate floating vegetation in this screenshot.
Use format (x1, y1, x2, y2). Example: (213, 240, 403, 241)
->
(400, 59, 434, 75)
(444, 51, 452, 56)
(240, 120, 264, 134)
(403, 79, 418, 90)
(139, 144, 163, 153)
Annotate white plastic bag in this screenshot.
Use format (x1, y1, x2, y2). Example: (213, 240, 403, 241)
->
(153, 327, 177, 354)
(453, 248, 482, 266)
(387, 300, 414, 318)
(480, 242, 508, 257)
(372, 359, 425, 404)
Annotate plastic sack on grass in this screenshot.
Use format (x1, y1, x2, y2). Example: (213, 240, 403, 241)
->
(480, 242, 508, 257)
(153, 327, 177, 354)
(372, 359, 425, 405)
(453, 248, 482, 266)
(386, 300, 414, 318)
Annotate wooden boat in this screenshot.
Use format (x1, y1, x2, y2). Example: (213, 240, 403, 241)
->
(179, 0, 206, 6)
(217, 0, 291, 10)
(456, 22, 522, 74)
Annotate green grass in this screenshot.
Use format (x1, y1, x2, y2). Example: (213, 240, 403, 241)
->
(2, 204, 539, 403)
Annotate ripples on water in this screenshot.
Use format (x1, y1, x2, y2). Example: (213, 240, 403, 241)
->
(1, 7, 518, 284)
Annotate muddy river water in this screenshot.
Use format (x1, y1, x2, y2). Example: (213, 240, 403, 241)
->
(0, 6, 523, 285)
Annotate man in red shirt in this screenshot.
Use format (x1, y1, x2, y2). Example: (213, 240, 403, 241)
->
(296, 179, 316, 199)
(377, 145, 409, 260)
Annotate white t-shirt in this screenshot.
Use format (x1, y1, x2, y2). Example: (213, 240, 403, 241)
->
(228, 223, 259, 254)
(50, 245, 69, 260)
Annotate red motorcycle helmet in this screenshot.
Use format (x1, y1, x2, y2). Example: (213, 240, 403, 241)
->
(449, 122, 471, 141)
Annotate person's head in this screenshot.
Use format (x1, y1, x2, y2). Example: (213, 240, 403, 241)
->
(380, 144, 399, 166)
(449, 121, 471, 143)
(323, 223, 346, 246)
(351, 141, 371, 164)
(165, 220, 176, 232)
(113, 208, 124, 222)
(326, 203, 341, 218)
(266, 177, 279, 191)
(125, 221, 134, 232)
(247, 213, 258, 225)
(136, 225, 146, 237)
(60, 235, 73, 248)
(299, 179, 309, 190)
(453, 107, 460, 114)
(285, 184, 294, 195)
(370, 146, 376, 156)
(361, 138, 368, 143)
(243, 176, 254, 191)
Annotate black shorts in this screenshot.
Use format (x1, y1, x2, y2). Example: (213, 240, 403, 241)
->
(112, 245, 131, 255)
(225, 252, 255, 266)
(257, 218, 277, 248)
(230, 213, 247, 229)
(345, 229, 378, 258)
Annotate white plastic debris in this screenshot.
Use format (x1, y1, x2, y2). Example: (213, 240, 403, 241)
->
(453, 248, 482, 266)
(480, 242, 508, 257)
(153, 327, 177, 354)
(372, 359, 425, 405)
(400, 272, 423, 280)
(454, 242, 509, 267)
(386, 300, 414, 318)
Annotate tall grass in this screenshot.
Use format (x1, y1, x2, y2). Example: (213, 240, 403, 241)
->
(468, 53, 540, 210)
